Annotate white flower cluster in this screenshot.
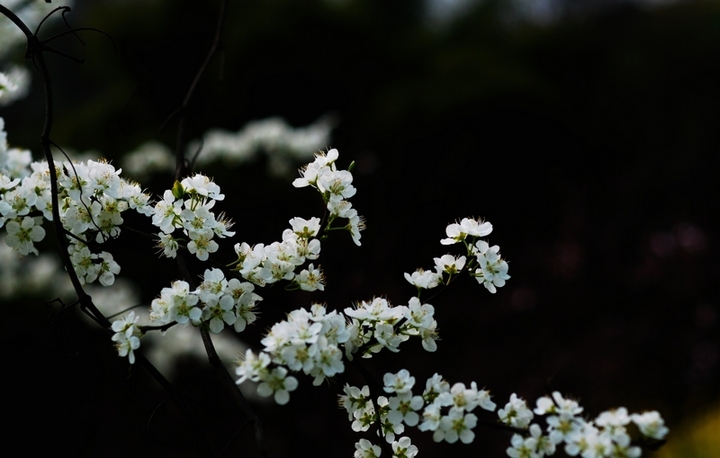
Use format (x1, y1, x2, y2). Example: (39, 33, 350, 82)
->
(110, 311, 142, 364)
(235, 304, 350, 403)
(405, 217, 510, 294)
(416, 373, 497, 444)
(340, 371, 496, 450)
(472, 239, 510, 294)
(110, 150, 365, 364)
(441, 216, 493, 245)
(57, 159, 153, 241)
(344, 296, 438, 356)
(147, 268, 262, 334)
(404, 254, 466, 290)
(0, 120, 152, 285)
(232, 216, 324, 290)
(499, 391, 669, 458)
(111, 268, 263, 362)
(225, 148, 363, 290)
(354, 436, 419, 458)
(235, 296, 438, 405)
(151, 174, 234, 261)
(293, 148, 365, 246)
(342, 381, 668, 457)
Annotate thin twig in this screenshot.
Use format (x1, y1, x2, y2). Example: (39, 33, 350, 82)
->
(201, 328, 267, 457)
(347, 358, 395, 457)
(164, 1, 266, 454)
(171, 0, 229, 180)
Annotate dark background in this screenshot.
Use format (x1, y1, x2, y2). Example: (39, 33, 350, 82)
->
(2, 0, 719, 456)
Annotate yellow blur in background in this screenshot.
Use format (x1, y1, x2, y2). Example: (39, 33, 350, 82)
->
(656, 403, 720, 458)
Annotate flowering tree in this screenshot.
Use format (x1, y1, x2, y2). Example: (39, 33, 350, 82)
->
(0, 2, 669, 457)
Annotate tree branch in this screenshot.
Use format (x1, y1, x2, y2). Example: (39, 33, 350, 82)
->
(201, 328, 267, 457)
(170, 0, 229, 180)
(163, 1, 267, 454)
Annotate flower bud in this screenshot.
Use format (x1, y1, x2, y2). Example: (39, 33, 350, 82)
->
(171, 180, 184, 199)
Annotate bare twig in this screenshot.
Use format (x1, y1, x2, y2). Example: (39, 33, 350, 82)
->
(201, 328, 267, 457)
(163, 1, 267, 454)
(169, 0, 230, 180)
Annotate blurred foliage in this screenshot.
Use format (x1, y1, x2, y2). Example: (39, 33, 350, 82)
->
(2, 0, 720, 456)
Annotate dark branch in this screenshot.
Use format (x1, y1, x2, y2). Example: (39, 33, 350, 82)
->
(163, 2, 266, 454)
(170, 0, 229, 180)
(201, 328, 267, 457)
